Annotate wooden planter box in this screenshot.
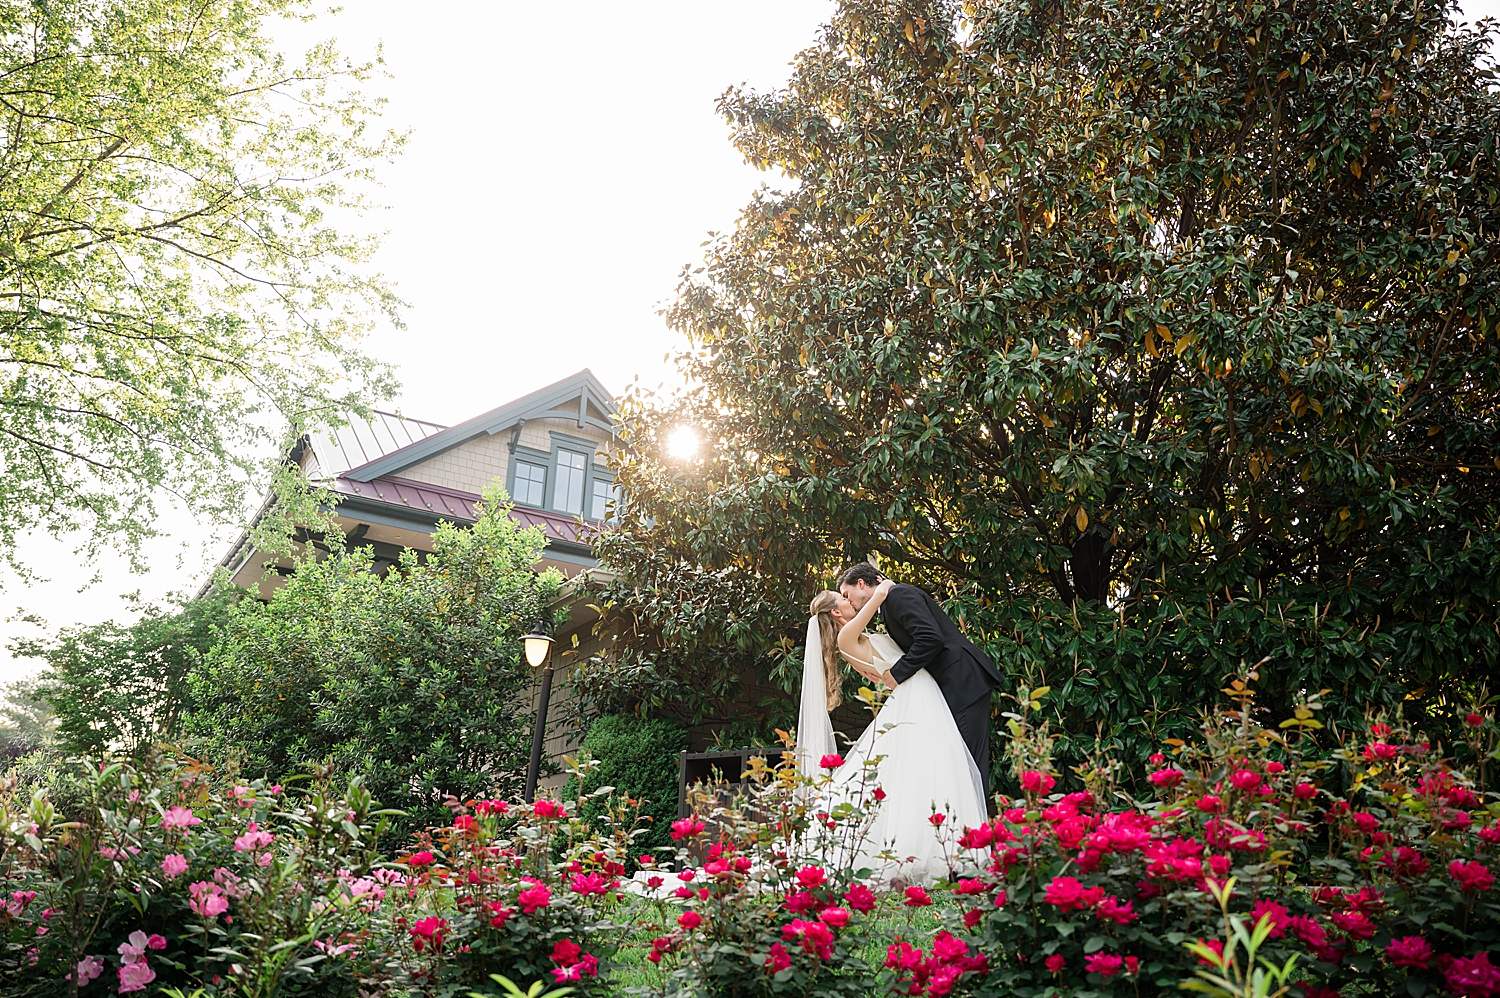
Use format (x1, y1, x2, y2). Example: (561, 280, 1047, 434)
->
(676, 748, 777, 819)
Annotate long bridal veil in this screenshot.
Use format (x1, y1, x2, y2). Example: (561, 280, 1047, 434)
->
(795, 616, 837, 779)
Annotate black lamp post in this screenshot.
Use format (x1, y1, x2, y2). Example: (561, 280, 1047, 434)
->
(521, 618, 555, 803)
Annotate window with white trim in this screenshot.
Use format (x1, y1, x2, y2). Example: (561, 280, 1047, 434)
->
(591, 478, 620, 521)
(514, 461, 546, 507)
(555, 449, 587, 515)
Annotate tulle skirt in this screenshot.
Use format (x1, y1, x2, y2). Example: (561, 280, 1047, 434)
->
(823, 668, 987, 886)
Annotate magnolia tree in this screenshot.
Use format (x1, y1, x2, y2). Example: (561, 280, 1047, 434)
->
(585, 0, 1500, 767)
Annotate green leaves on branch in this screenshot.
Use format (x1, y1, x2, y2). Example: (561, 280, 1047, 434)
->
(0, 0, 403, 576)
(589, 0, 1500, 767)
(1183, 879, 1301, 998)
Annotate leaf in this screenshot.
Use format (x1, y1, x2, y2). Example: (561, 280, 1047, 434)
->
(1076, 507, 1089, 531)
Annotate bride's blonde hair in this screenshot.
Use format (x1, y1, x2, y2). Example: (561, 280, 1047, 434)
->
(808, 590, 844, 711)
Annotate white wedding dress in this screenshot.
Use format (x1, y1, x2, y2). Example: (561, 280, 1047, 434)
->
(797, 624, 987, 886)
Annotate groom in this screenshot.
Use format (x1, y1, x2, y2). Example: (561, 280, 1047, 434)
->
(839, 564, 1002, 794)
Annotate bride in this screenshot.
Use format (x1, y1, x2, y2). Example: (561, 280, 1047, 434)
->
(799, 581, 987, 885)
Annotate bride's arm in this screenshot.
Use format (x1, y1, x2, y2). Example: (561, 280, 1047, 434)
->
(836, 580, 894, 663)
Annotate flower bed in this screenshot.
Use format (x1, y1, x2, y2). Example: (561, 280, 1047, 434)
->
(2, 683, 1498, 997)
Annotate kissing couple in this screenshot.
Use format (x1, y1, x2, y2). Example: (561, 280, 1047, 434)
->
(799, 564, 1003, 885)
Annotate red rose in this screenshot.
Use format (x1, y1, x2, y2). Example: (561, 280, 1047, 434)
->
(1444, 951, 1500, 998)
(818, 907, 850, 928)
(844, 883, 876, 912)
(1385, 936, 1433, 969)
(1451, 860, 1495, 893)
(670, 817, 706, 841)
(1020, 771, 1057, 794)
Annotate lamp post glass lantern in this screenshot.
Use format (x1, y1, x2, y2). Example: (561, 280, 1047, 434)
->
(522, 619, 555, 803)
(523, 626, 554, 668)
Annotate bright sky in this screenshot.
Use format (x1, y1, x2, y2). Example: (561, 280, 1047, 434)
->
(0, 0, 837, 682)
(0, 0, 1496, 683)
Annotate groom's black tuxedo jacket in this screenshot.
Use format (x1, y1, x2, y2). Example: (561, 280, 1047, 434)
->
(882, 583, 1002, 712)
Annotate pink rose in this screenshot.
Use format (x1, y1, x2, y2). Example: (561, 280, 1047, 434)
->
(160, 806, 201, 831)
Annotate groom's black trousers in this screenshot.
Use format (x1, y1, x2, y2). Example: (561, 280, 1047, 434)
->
(952, 691, 994, 798)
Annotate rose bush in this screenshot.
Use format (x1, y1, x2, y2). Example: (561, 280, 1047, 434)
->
(638, 740, 896, 997)
(0, 751, 391, 997)
(893, 683, 1500, 998)
(365, 779, 641, 996)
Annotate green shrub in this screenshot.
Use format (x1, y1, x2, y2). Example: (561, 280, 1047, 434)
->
(563, 714, 686, 859)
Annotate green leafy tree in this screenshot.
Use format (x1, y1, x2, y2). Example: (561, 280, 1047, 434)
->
(187, 488, 562, 831)
(13, 588, 238, 756)
(0, 0, 402, 576)
(588, 0, 1500, 773)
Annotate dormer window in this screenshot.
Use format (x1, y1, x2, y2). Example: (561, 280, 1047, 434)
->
(554, 449, 588, 515)
(591, 478, 620, 521)
(514, 460, 547, 507)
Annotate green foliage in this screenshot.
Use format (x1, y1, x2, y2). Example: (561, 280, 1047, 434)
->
(589, 0, 1500, 775)
(15, 587, 239, 755)
(0, 0, 402, 577)
(561, 715, 688, 860)
(186, 487, 562, 833)
(0, 752, 391, 998)
(0, 682, 54, 762)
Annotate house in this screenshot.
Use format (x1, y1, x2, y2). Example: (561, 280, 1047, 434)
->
(212, 369, 621, 597)
(206, 369, 623, 791)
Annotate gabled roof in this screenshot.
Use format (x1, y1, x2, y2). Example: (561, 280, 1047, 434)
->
(343, 369, 618, 484)
(305, 412, 448, 481)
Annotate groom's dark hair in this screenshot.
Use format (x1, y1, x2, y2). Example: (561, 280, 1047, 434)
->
(838, 563, 885, 588)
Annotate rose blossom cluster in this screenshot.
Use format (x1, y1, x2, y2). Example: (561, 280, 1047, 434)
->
(116, 930, 166, 992)
(885, 931, 989, 996)
(187, 869, 241, 920)
(549, 938, 600, 982)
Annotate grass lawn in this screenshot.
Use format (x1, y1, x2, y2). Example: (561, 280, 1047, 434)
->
(606, 893, 946, 994)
